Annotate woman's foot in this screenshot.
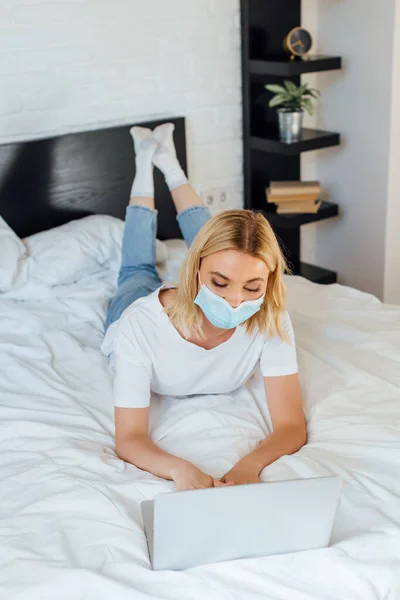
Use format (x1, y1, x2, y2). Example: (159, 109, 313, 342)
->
(153, 122, 176, 158)
(129, 127, 158, 203)
(130, 126, 153, 150)
(152, 123, 188, 191)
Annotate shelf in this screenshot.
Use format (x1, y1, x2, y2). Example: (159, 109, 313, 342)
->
(250, 128, 340, 155)
(249, 55, 342, 77)
(262, 201, 339, 229)
(292, 262, 337, 285)
(241, 1, 341, 283)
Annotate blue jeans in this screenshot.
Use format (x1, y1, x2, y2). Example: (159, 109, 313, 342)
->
(105, 205, 211, 330)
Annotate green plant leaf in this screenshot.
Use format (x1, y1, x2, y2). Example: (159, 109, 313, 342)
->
(269, 94, 287, 107)
(284, 80, 297, 94)
(302, 98, 314, 116)
(301, 89, 321, 100)
(265, 84, 286, 94)
(296, 83, 309, 97)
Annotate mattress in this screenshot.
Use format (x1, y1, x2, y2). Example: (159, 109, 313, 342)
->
(1, 242, 400, 599)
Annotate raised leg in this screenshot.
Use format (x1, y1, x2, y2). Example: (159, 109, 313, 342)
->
(129, 126, 157, 209)
(153, 123, 211, 247)
(175, 201, 212, 248)
(105, 128, 161, 330)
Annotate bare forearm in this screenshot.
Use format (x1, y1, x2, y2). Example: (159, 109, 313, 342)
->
(116, 435, 187, 480)
(243, 425, 307, 474)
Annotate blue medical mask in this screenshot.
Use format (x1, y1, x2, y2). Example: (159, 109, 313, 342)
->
(194, 277, 265, 329)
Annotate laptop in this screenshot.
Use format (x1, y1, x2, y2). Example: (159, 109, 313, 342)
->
(141, 475, 341, 570)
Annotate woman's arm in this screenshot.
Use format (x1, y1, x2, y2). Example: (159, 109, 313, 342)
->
(115, 407, 227, 490)
(221, 373, 306, 484)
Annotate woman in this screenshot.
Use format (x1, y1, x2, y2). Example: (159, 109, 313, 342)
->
(103, 123, 306, 491)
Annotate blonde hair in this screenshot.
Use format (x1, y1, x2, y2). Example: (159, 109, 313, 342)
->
(166, 209, 289, 340)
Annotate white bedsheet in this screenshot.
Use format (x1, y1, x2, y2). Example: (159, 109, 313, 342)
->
(1, 267, 400, 600)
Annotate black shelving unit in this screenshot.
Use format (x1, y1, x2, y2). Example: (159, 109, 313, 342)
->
(263, 201, 338, 229)
(250, 128, 340, 155)
(241, 0, 342, 283)
(249, 55, 341, 77)
(296, 263, 337, 285)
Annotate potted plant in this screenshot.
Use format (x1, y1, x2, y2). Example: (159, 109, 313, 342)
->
(265, 80, 321, 142)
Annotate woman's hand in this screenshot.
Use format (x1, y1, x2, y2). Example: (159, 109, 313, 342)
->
(171, 462, 229, 491)
(221, 458, 261, 486)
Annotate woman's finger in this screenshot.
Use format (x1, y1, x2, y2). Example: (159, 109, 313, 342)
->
(214, 479, 234, 487)
(213, 479, 224, 487)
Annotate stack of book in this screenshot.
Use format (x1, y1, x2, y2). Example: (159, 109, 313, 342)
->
(266, 181, 321, 214)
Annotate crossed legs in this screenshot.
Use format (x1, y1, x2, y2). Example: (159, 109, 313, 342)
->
(105, 124, 211, 330)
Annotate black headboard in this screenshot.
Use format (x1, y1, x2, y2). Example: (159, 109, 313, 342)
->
(0, 116, 187, 240)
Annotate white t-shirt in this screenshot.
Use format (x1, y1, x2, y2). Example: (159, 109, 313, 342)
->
(101, 286, 298, 408)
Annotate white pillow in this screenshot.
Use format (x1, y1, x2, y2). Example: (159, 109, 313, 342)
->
(25, 215, 124, 286)
(158, 239, 188, 282)
(0, 214, 169, 293)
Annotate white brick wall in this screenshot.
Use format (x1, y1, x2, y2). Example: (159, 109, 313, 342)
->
(0, 0, 243, 210)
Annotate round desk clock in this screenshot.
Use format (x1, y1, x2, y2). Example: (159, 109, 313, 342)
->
(284, 27, 313, 60)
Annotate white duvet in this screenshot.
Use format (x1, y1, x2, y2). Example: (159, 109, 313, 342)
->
(1, 217, 400, 600)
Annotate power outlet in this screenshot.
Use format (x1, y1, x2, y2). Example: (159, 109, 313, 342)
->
(200, 187, 229, 213)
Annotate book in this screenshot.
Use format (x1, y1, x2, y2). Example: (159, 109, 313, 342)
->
(276, 200, 322, 215)
(266, 189, 319, 204)
(269, 180, 321, 196)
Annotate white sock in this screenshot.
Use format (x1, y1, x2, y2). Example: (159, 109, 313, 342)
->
(152, 123, 188, 191)
(130, 126, 158, 198)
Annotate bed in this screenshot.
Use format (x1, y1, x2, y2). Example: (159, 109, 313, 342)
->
(1, 118, 400, 600)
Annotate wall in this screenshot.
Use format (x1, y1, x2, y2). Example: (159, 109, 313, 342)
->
(3, 1, 399, 301)
(384, 0, 400, 304)
(301, 0, 397, 299)
(0, 0, 243, 211)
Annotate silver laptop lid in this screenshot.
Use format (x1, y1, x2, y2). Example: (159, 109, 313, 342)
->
(145, 476, 341, 570)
